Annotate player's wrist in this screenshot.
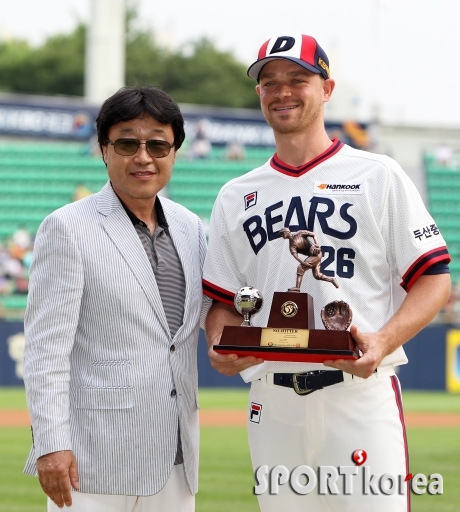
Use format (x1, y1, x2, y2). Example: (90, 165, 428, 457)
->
(207, 334, 222, 349)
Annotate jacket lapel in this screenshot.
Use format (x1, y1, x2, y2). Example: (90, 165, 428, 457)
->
(159, 198, 195, 340)
(96, 183, 170, 336)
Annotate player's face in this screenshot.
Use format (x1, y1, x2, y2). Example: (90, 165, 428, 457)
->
(256, 60, 334, 135)
(102, 115, 176, 205)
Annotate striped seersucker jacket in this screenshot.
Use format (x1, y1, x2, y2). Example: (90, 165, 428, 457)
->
(23, 182, 210, 496)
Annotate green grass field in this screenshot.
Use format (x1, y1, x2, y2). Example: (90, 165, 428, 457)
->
(1, 388, 459, 512)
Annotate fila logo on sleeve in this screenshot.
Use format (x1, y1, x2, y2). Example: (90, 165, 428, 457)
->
(245, 192, 258, 210)
(250, 402, 263, 423)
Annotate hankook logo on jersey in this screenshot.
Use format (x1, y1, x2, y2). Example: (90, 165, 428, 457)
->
(314, 181, 363, 195)
(245, 192, 258, 210)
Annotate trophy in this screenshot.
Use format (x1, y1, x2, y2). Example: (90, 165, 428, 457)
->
(214, 228, 358, 362)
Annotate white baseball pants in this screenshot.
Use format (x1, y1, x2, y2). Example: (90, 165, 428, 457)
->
(248, 370, 410, 512)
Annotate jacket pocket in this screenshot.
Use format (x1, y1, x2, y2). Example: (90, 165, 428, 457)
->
(89, 359, 132, 388)
(72, 387, 134, 409)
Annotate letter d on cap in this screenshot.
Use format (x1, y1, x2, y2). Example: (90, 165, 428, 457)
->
(270, 36, 295, 54)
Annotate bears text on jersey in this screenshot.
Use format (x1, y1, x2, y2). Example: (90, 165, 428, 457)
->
(243, 196, 357, 254)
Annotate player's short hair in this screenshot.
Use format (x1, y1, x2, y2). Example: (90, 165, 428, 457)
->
(96, 86, 185, 152)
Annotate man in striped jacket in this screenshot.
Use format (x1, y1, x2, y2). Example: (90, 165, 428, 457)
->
(23, 86, 210, 512)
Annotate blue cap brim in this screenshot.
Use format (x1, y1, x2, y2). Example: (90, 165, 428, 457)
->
(247, 56, 325, 81)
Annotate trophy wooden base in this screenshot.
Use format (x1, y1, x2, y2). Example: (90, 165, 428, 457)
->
(214, 346, 358, 362)
(214, 292, 359, 363)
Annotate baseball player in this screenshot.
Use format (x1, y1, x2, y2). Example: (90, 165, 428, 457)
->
(203, 32, 451, 511)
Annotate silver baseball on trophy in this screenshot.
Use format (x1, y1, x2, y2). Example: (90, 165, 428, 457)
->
(234, 286, 263, 327)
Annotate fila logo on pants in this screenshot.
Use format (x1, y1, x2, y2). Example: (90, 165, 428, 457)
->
(250, 402, 262, 423)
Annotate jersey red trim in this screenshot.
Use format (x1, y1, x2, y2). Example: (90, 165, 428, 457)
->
(391, 376, 411, 512)
(202, 279, 235, 306)
(270, 138, 344, 177)
(400, 246, 450, 292)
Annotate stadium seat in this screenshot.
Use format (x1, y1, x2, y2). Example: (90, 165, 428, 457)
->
(425, 152, 460, 283)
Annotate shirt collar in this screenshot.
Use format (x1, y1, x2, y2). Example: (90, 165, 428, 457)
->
(270, 138, 343, 177)
(111, 184, 169, 234)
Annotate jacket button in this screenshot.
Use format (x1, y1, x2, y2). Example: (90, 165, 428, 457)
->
(170, 345, 175, 352)
(171, 389, 177, 397)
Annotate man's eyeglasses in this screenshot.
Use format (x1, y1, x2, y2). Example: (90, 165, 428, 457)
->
(107, 138, 175, 158)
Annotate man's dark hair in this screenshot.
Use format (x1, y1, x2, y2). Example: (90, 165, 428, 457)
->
(96, 86, 185, 152)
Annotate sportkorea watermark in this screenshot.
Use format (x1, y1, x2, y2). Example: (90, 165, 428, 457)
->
(254, 450, 443, 496)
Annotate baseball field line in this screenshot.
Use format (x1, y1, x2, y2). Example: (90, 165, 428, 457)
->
(1, 410, 460, 428)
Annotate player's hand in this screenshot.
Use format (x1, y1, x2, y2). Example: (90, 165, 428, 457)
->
(208, 346, 264, 376)
(322, 324, 386, 378)
(37, 450, 79, 508)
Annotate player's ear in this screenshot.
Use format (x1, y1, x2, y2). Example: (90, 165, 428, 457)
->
(255, 84, 261, 97)
(322, 79, 335, 102)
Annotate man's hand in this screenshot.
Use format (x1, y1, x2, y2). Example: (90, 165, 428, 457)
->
(206, 300, 264, 375)
(323, 324, 386, 378)
(37, 450, 79, 508)
(208, 345, 264, 376)
(323, 274, 451, 378)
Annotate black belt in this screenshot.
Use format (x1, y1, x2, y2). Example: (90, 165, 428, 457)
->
(273, 370, 344, 395)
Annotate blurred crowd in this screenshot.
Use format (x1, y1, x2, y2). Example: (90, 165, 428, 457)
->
(186, 134, 246, 161)
(183, 120, 246, 161)
(0, 228, 33, 296)
(433, 143, 460, 169)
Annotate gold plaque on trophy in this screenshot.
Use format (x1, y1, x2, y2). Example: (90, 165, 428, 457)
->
(260, 328, 309, 348)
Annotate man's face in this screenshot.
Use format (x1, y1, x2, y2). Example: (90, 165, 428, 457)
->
(101, 115, 176, 205)
(256, 59, 333, 135)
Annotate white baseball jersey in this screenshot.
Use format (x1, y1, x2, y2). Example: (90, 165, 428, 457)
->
(203, 140, 450, 382)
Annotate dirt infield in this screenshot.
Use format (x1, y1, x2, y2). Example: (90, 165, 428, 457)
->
(1, 410, 460, 428)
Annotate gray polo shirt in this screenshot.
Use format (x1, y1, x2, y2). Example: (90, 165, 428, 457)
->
(121, 197, 185, 337)
(119, 195, 186, 465)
